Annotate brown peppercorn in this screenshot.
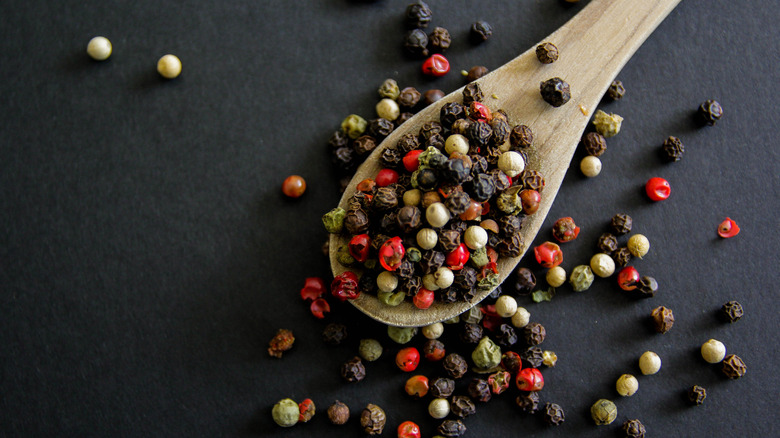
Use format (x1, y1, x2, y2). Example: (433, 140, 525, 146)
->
(267, 328, 295, 358)
(398, 87, 422, 109)
(543, 402, 565, 426)
(490, 118, 510, 147)
(509, 124, 533, 149)
(468, 378, 492, 402)
(403, 29, 429, 58)
(352, 135, 377, 156)
(597, 233, 619, 254)
(405, 1, 432, 28)
(662, 136, 685, 162)
(450, 396, 476, 418)
(540, 77, 571, 107)
(687, 385, 707, 405)
(535, 42, 559, 64)
(582, 132, 607, 156)
(622, 419, 647, 438)
(514, 267, 536, 294)
(496, 324, 518, 346)
(516, 391, 540, 414)
(372, 187, 398, 211)
(341, 357, 366, 383)
(396, 112, 414, 126)
(397, 132, 420, 154)
(610, 213, 633, 235)
(520, 169, 545, 192)
(496, 232, 524, 258)
(396, 205, 422, 233)
(524, 322, 546, 346)
(430, 377, 455, 398)
(650, 306, 675, 334)
(438, 419, 467, 437)
(697, 99, 723, 126)
(369, 118, 394, 140)
(331, 146, 356, 172)
(607, 80, 626, 100)
(443, 353, 469, 379)
(327, 400, 350, 425)
(343, 208, 370, 235)
(429, 26, 451, 52)
(721, 354, 747, 379)
(328, 130, 349, 150)
(612, 247, 632, 268)
(360, 403, 386, 435)
(722, 300, 744, 323)
(451, 118, 472, 136)
(521, 346, 544, 368)
(636, 276, 658, 297)
(470, 20, 493, 43)
(424, 89, 445, 105)
(499, 215, 524, 237)
(423, 339, 445, 360)
(460, 323, 484, 344)
(466, 65, 489, 82)
(440, 102, 466, 129)
(322, 323, 348, 345)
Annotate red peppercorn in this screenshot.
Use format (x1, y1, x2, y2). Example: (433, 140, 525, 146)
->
(403, 150, 423, 172)
(404, 375, 430, 398)
(413, 287, 435, 309)
(421, 54, 450, 77)
(459, 200, 483, 221)
(309, 297, 330, 319)
(617, 266, 640, 291)
(300, 277, 326, 301)
(468, 101, 492, 122)
(717, 217, 740, 238)
(281, 175, 306, 198)
(298, 398, 315, 423)
(356, 178, 376, 192)
(379, 236, 406, 271)
(645, 177, 671, 201)
(516, 367, 544, 391)
(397, 420, 421, 438)
(376, 168, 399, 187)
(480, 304, 502, 332)
(552, 217, 580, 243)
(445, 243, 470, 270)
(331, 271, 360, 301)
(534, 241, 563, 268)
(520, 189, 541, 215)
(396, 347, 421, 372)
(348, 233, 371, 263)
(423, 339, 446, 361)
(488, 370, 511, 394)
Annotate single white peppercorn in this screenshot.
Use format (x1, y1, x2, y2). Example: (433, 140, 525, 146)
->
(546, 266, 567, 288)
(434, 266, 454, 289)
(376, 271, 398, 293)
(511, 306, 530, 328)
(422, 323, 444, 340)
(497, 151, 526, 178)
(589, 253, 616, 278)
(428, 398, 450, 419)
(426, 202, 450, 228)
(272, 398, 299, 427)
(403, 189, 422, 206)
(444, 134, 469, 155)
(494, 295, 518, 318)
(422, 273, 439, 291)
(701, 339, 726, 364)
(580, 155, 602, 177)
(627, 234, 650, 259)
(463, 225, 488, 250)
(639, 351, 662, 375)
(416, 228, 439, 250)
(157, 54, 182, 79)
(376, 98, 400, 121)
(616, 374, 639, 396)
(86, 36, 112, 61)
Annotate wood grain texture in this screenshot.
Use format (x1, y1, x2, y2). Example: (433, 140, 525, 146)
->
(330, 0, 682, 327)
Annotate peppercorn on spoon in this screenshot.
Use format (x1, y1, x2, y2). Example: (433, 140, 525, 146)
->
(329, 0, 681, 327)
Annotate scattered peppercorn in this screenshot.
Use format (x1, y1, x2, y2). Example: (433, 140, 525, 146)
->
(569, 265, 595, 292)
(460, 322, 484, 344)
(535, 42, 559, 64)
(468, 378, 492, 402)
(540, 77, 571, 107)
(341, 356, 366, 382)
(422, 54, 450, 77)
(521, 346, 544, 368)
(542, 402, 565, 426)
(405, 1, 433, 28)
(322, 323, 348, 345)
(272, 398, 299, 427)
(466, 65, 489, 82)
(438, 419, 467, 437)
(636, 276, 658, 297)
(470, 20, 493, 43)
(552, 217, 580, 243)
(360, 404, 387, 435)
(592, 109, 623, 137)
(591, 399, 618, 425)
(396, 347, 421, 372)
(581, 132, 607, 156)
(662, 136, 685, 161)
(404, 375, 430, 398)
(267, 329, 295, 358)
(511, 307, 531, 328)
(514, 267, 537, 294)
(580, 155, 602, 177)
(721, 300, 744, 322)
(688, 385, 707, 405)
(157, 54, 182, 79)
(424, 89, 445, 105)
(378, 78, 400, 100)
(516, 391, 540, 414)
(327, 400, 350, 425)
(590, 253, 615, 278)
(546, 266, 566, 288)
(616, 374, 639, 396)
(429, 26, 451, 52)
(496, 324, 518, 347)
(398, 87, 422, 109)
(612, 247, 633, 268)
(524, 322, 546, 346)
(430, 376, 455, 398)
(428, 398, 450, 419)
(610, 213, 633, 235)
(450, 396, 476, 418)
(651, 306, 674, 333)
(87, 36, 112, 61)
(721, 354, 746, 379)
(443, 353, 469, 379)
(359, 338, 383, 362)
(597, 233, 619, 254)
(645, 177, 671, 201)
(697, 99, 723, 126)
(717, 217, 740, 238)
(623, 419, 647, 438)
(639, 351, 661, 375)
(617, 266, 640, 290)
(297, 398, 315, 423)
(607, 80, 626, 100)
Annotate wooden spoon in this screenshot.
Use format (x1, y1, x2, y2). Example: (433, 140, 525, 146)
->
(329, 0, 681, 327)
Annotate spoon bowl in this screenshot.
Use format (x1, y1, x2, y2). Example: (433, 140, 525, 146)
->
(329, 0, 681, 327)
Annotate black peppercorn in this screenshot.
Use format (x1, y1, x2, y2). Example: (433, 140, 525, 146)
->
(401, 275, 422, 296)
(403, 28, 429, 58)
(405, 1, 433, 29)
(397, 133, 420, 154)
(496, 323, 518, 346)
(429, 26, 451, 52)
(582, 132, 607, 156)
(453, 266, 478, 291)
(543, 402, 565, 426)
(380, 146, 403, 169)
(438, 419, 466, 437)
(372, 187, 398, 210)
(721, 354, 747, 379)
(612, 247, 632, 268)
(465, 173, 496, 202)
(607, 80, 626, 100)
(443, 157, 472, 184)
(445, 191, 471, 216)
(509, 124, 533, 149)
(420, 250, 445, 274)
(331, 146, 356, 172)
(396, 205, 422, 233)
(450, 118, 471, 136)
(425, 132, 445, 150)
(468, 378, 492, 402)
(440, 102, 466, 128)
(328, 130, 349, 150)
(651, 306, 675, 334)
(622, 419, 646, 438)
(489, 168, 511, 192)
(498, 215, 524, 237)
(462, 82, 484, 104)
(343, 208, 370, 235)
(323, 322, 348, 345)
(540, 77, 571, 107)
(468, 120, 493, 148)
(437, 228, 460, 253)
(419, 121, 443, 141)
(610, 213, 633, 235)
(636, 276, 658, 297)
(395, 259, 415, 280)
(396, 112, 414, 125)
(368, 118, 394, 140)
(516, 391, 540, 414)
(398, 87, 422, 109)
(662, 135, 685, 161)
(430, 377, 455, 398)
(413, 167, 438, 191)
(513, 267, 536, 294)
(687, 385, 707, 405)
(466, 65, 489, 82)
(597, 232, 619, 254)
(443, 353, 469, 379)
(341, 356, 366, 382)
(460, 323, 484, 344)
(521, 346, 544, 368)
(697, 99, 723, 126)
(470, 20, 493, 44)
(721, 300, 744, 323)
(496, 232, 524, 258)
(439, 287, 458, 303)
(490, 118, 510, 147)
(358, 271, 377, 295)
(450, 396, 476, 418)
(535, 42, 559, 64)
(524, 322, 546, 346)
(520, 169, 545, 192)
(424, 89, 445, 105)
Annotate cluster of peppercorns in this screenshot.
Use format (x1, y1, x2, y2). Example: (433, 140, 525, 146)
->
(577, 88, 624, 177)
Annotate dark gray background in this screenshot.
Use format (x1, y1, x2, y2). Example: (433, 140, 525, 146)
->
(1, 0, 778, 436)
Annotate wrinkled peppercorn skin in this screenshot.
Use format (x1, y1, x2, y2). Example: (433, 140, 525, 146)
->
(468, 378, 492, 402)
(543, 402, 565, 426)
(698, 99, 723, 126)
(650, 306, 675, 333)
(623, 419, 647, 438)
(540, 78, 571, 107)
(360, 404, 386, 435)
(516, 392, 540, 413)
(721, 354, 747, 379)
(438, 419, 467, 437)
(341, 356, 366, 382)
(450, 396, 476, 418)
(688, 385, 707, 405)
(322, 323, 348, 346)
(722, 300, 744, 322)
(430, 377, 455, 398)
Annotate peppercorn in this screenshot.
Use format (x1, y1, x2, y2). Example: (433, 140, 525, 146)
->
(616, 374, 639, 396)
(612, 247, 633, 268)
(543, 402, 565, 426)
(590, 253, 615, 278)
(509, 124, 533, 149)
(403, 28, 430, 58)
(397, 112, 414, 125)
(267, 329, 295, 358)
(617, 266, 640, 291)
(341, 356, 366, 382)
(623, 419, 647, 438)
(607, 80, 626, 100)
(496, 324, 518, 347)
(595, 233, 617, 255)
(341, 114, 368, 139)
(534, 242, 563, 268)
(466, 65, 489, 82)
(639, 351, 661, 375)
(591, 399, 618, 425)
(398, 87, 422, 109)
(580, 156, 602, 177)
(540, 77, 571, 107)
(424, 89, 445, 105)
(272, 398, 299, 427)
(327, 400, 350, 425)
(422, 54, 450, 77)
(429, 26, 451, 52)
(610, 214, 632, 235)
(581, 132, 607, 157)
(331, 271, 361, 301)
(717, 217, 741, 238)
(472, 336, 502, 369)
(428, 398, 450, 419)
(470, 20, 492, 43)
(511, 307, 531, 329)
(661, 135, 685, 162)
(360, 404, 387, 435)
(440, 102, 466, 128)
(378, 78, 400, 100)
(516, 392, 540, 414)
(697, 99, 723, 126)
(421, 121, 444, 140)
(498, 151, 525, 178)
(651, 306, 674, 334)
(353, 135, 378, 156)
(451, 396, 476, 418)
(359, 339, 384, 362)
(404, 375, 429, 399)
(443, 353, 469, 379)
(688, 385, 707, 405)
(545, 266, 566, 288)
(636, 276, 658, 297)
(423, 339, 446, 361)
(488, 370, 512, 394)
(322, 323, 348, 345)
(518, 346, 543, 368)
(297, 398, 316, 423)
(438, 419, 466, 437)
(593, 110, 623, 137)
(468, 378, 492, 402)
(552, 217, 580, 243)
(430, 377, 455, 398)
(722, 300, 744, 322)
(645, 177, 671, 201)
(532, 41, 559, 64)
(87, 36, 112, 61)
(721, 354, 746, 379)
(380, 146, 402, 169)
(388, 326, 418, 344)
(157, 54, 182, 79)
(524, 322, 546, 346)
(520, 169, 545, 192)
(569, 265, 595, 292)
(405, 1, 432, 28)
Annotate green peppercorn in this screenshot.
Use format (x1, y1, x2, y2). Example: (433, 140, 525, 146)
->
(359, 338, 383, 362)
(388, 326, 418, 344)
(591, 399, 618, 425)
(592, 110, 623, 137)
(272, 398, 299, 427)
(378, 290, 405, 306)
(341, 114, 368, 139)
(378, 78, 400, 100)
(472, 336, 502, 370)
(322, 207, 346, 233)
(569, 265, 594, 292)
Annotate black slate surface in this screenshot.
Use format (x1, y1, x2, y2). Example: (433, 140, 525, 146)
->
(1, 0, 779, 436)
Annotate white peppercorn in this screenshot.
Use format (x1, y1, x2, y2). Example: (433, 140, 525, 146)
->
(434, 266, 454, 289)
(616, 374, 638, 396)
(376, 271, 398, 293)
(376, 98, 400, 121)
(428, 398, 450, 419)
(569, 265, 595, 292)
(497, 151, 526, 178)
(701, 339, 726, 364)
(580, 155, 602, 177)
(426, 202, 450, 228)
(403, 189, 422, 206)
(627, 234, 650, 259)
(511, 307, 530, 328)
(272, 398, 299, 427)
(87, 36, 112, 61)
(445, 134, 469, 155)
(359, 338, 383, 362)
(639, 351, 661, 375)
(463, 225, 488, 250)
(157, 54, 182, 79)
(423, 273, 439, 291)
(589, 253, 615, 278)
(417, 228, 439, 250)
(495, 295, 518, 318)
(546, 266, 566, 288)
(422, 322, 444, 340)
